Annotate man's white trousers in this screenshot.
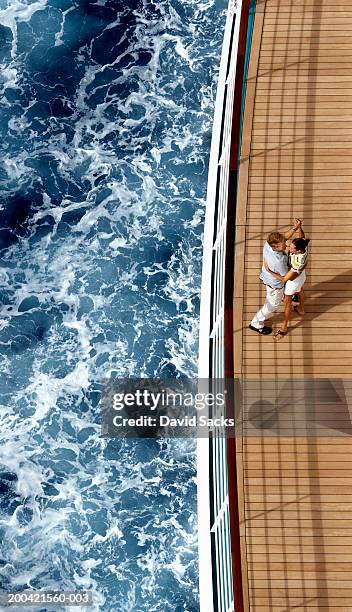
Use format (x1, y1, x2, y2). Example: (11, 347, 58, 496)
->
(250, 285, 284, 330)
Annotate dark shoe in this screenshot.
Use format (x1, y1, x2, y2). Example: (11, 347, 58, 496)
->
(249, 324, 272, 335)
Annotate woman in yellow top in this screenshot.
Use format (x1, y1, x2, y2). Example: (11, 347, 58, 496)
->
(264, 224, 310, 341)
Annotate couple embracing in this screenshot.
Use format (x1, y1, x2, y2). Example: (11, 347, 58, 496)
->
(249, 218, 310, 341)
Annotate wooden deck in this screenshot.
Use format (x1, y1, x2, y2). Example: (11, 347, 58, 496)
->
(234, 0, 352, 610)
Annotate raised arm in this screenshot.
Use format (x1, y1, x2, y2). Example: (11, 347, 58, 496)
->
(283, 218, 305, 240)
(294, 218, 305, 239)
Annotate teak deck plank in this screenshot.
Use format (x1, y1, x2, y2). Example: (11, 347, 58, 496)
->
(234, 1, 352, 610)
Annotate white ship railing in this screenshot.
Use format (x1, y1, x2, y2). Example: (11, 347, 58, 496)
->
(197, 0, 252, 610)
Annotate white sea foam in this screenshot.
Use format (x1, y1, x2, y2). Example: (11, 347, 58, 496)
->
(0, 0, 226, 608)
(0, 0, 47, 56)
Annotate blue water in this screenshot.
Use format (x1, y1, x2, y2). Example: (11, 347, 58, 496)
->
(0, 0, 226, 610)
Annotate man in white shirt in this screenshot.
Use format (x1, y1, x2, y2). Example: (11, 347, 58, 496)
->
(249, 218, 303, 335)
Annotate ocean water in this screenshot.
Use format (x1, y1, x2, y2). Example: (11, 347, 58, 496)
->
(0, 0, 226, 610)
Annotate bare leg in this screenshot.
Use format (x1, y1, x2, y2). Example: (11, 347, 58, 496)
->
(282, 295, 292, 332)
(274, 295, 292, 340)
(297, 289, 305, 315)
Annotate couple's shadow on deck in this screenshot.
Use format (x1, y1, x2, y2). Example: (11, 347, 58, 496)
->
(244, 379, 352, 437)
(244, 270, 352, 436)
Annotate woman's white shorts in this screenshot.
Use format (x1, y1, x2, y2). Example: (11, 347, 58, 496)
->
(285, 270, 306, 296)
